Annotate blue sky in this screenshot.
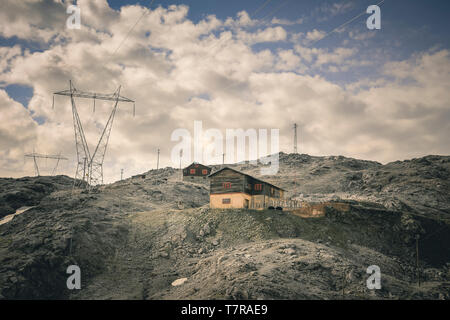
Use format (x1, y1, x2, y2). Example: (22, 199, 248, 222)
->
(0, 0, 449, 180)
(5, 0, 450, 106)
(105, 0, 450, 57)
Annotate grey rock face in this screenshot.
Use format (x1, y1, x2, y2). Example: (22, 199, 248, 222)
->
(0, 153, 449, 300)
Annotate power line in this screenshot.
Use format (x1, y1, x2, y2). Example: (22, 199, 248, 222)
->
(308, 0, 386, 47)
(110, 0, 155, 57)
(252, 0, 273, 17)
(24, 152, 68, 176)
(207, 0, 275, 52)
(259, 0, 291, 22)
(53, 80, 135, 188)
(207, 0, 293, 95)
(216, 0, 385, 95)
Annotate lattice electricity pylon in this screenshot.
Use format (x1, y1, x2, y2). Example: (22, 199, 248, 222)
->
(53, 80, 135, 188)
(24, 152, 68, 176)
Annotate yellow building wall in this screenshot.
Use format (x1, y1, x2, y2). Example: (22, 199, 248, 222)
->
(210, 193, 252, 209)
(251, 195, 265, 210)
(210, 193, 286, 210)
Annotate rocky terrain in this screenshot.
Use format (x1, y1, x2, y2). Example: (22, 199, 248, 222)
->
(0, 175, 75, 219)
(0, 153, 449, 299)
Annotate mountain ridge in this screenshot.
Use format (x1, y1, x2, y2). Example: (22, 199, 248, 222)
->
(0, 152, 449, 299)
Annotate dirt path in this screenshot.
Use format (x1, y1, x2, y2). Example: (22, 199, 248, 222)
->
(70, 209, 199, 299)
(0, 206, 34, 226)
(68, 207, 449, 300)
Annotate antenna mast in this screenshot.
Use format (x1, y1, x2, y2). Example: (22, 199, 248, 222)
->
(157, 148, 160, 170)
(293, 123, 298, 154)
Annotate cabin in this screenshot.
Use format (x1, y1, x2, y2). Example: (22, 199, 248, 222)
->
(183, 162, 212, 184)
(208, 167, 286, 210)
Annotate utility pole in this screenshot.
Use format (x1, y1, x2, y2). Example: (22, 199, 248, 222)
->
(157, 148, 160, 170)
(179, 149, 183, 181)
(222, 153, 225, 166)
(69, 227, 73, 256)
(121, 168, 124, 181)
(293, 123, 298, 154)
(416, 234, 420, 287)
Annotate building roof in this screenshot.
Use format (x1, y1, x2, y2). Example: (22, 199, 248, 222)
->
(208, 166, 286, 191)
(184, 162, 212, 170)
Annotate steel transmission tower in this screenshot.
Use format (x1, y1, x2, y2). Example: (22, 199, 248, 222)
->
(53, 81, 135, 187)
(293, 123, 298, 154)
(24, 152, 68, 176)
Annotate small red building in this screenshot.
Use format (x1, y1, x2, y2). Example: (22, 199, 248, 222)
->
(183, 162, 212, 184)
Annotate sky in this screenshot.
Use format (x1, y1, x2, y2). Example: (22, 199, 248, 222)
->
(0, 0, 449, 182)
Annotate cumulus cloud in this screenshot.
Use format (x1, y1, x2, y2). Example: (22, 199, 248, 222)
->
(275, 49, 303, 71)
(325, 2, 354, 16)
(314, 1, 355, 22)
(237, 26, 287, 44)
(271, 17, 304, 26)
(0, 89, 38, 176)
(0, 0, 449, 182)
(305, 29, 326, 42)
(294, 45, 357, 69)
(348, 30, 376, 41)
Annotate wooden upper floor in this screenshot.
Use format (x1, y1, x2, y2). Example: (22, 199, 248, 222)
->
(209, 167, 285, 198)
(183, 162, 212, 177)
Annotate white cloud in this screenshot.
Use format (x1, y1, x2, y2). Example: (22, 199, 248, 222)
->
(237, 26, 287, 44)
(0, 1, 449, 182)
(0, 89, 38, 176)
(348, 30, 376, 41)
(305, 29, 326, 42)
(275, 49, 303, 71)
(0, 46, 22, 73)
(326, 2, 354, 16)
(294, 45, 357, 68)
(271, 17, 304, 26)
(314, 1, 355, 22)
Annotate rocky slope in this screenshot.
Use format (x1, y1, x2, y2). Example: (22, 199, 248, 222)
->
(232, 152, 450, 221)
(0, 153, 449, 299)
(0, 175, 75, 219)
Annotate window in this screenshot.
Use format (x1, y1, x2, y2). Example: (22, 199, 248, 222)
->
(255, 183, 262, 191)
(202, 169, 208, 175)
(222, 198, 231, 204)
(223, 182, 231, 189)
(190, 169, 196, 174)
